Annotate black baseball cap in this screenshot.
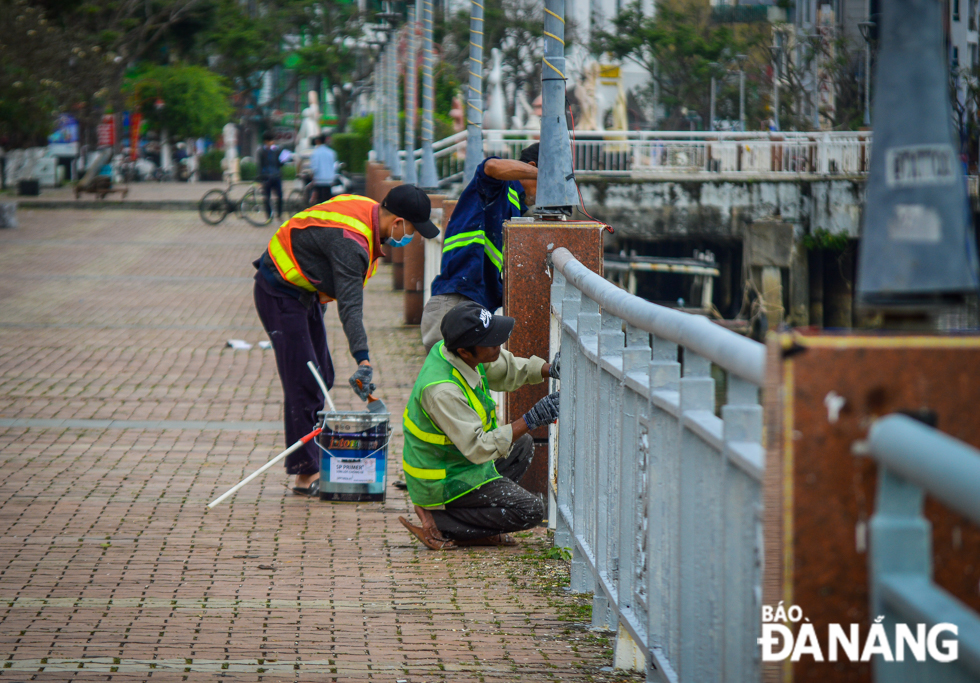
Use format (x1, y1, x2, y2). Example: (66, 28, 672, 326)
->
(441, 301, 515, 351)
(381, 185, 439, 238)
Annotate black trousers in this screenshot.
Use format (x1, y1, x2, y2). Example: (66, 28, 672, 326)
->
(431, 434, 545, 541)
(262, 177, 283, 218)
(253, 276, 334, 475)
(311, 184, 333, 205)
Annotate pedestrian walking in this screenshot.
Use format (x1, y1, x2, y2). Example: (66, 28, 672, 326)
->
(257, 131, 284, 220)
(309, 135, 338, 205)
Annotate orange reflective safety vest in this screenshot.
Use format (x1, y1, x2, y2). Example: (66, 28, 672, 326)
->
(267, 194, 380, 304)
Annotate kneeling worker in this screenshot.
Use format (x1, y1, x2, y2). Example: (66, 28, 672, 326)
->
(399, 301, 560, 549)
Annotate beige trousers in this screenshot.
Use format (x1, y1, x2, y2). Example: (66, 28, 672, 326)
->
(420, 293, 471, 354)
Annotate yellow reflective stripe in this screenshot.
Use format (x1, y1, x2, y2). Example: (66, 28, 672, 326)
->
(451, 368, 492, 431)
(444, 229, 485, 248)
(443, 230, 503, 272)
(402, 459, 446, 480)
(507, 187, 521, 211)
(268, 233, 316, 291)
(403, 408, 453, 445)
(484, 240, 503, 271)
(292, 210, 371, 239)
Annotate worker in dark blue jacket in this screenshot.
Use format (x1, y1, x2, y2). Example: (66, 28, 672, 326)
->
(421, 143, 539, 352)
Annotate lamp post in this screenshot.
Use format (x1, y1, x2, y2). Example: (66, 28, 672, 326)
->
(736, 54, 747, 131)
(858, 21, 875, 127)
(403, 3, 418, 184)
(535, 0, 578, 214)
(463, 0, 485, 185)
(419, 0, 438, 189)
(709, 75, 716, 132)
(770, 37, 783, 131)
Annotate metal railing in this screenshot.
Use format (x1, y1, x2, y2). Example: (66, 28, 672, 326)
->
(548, 247, 766, 682)
(423, 130, 871, 182)
(863, 415, 980, 682)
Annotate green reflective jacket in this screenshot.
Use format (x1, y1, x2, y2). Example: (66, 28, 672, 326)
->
(402, 342, 502, 507)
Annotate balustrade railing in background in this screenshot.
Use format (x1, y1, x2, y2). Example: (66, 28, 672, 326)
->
(418, 130, 872, 184)
(548, 247, 767, 682)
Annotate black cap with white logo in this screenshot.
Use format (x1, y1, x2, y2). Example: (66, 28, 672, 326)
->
(441, 301, 515, 351)
(381, 185, 440, 238)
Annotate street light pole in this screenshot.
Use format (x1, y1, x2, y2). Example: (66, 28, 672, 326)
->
(403, 3, 418, 184)
(709, 76, 716, 132)
(463, 0, 485, 186)
(535, 0, 578, 213)
(419, 0, 438, 188)
(737, 53, 747, 131)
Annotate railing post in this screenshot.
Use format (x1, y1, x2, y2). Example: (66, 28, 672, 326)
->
(463, 0, 484, 186)
(571, 295, 600, 595)
(419, 0, 438, 188)
(619, 324, 651, 639)
(647, 335, 680, 667)
(677, 350, 719, 679)
(593, 308, 625, 632)
(722, 375, 763, 679)
(554, 275, 576, 552)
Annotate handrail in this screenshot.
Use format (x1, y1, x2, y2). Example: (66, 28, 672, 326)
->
(551, 247, 766, 385)
(867, 414, 980, 525)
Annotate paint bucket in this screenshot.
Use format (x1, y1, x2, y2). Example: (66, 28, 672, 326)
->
(316, 410, 390, 503)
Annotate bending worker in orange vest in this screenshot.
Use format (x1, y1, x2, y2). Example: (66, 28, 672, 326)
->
(253, 186, 440, 497)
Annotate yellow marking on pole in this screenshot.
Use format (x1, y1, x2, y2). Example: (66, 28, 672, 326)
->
(543, 31, 565, 45)
(544, 8, 565, 22)
(543, 59, 566, 79)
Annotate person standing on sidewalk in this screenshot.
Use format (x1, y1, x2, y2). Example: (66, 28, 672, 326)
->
(257, 131, 284, 220)
(308, 135, 337, 205)
(254, 186, 440, 496)
(420, 144, 539, 353)
(399, 301, 560, 549)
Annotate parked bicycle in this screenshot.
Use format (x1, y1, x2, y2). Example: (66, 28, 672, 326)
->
(285, 163, 355, 214)
(198, 180, 273, 227)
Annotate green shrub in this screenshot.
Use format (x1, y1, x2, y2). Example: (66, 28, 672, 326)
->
(198, 149, 224, 181)
(334, 130, 372, 174)
(240, 160, 257, 181)
(281, 165, 296, 181)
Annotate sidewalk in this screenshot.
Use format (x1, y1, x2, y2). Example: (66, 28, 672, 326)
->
(5, 181, 309, 212)
(0, 208, 637, 681)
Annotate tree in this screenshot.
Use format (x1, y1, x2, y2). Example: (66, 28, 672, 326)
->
(128, 64, 232, 139)
(440, 0, 550, 114)
(0, 0, 210, 147)
(593, 0, 769, 130)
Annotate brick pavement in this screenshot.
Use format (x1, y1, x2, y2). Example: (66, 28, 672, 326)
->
(0, 209, 635, 682)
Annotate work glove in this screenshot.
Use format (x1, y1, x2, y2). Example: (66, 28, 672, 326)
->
(349, 363, 375, 401)
(523, 391, 560, 430)
(548, 351, 560, 380)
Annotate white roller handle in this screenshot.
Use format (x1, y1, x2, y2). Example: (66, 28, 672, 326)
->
(207, 427, 322, 509)
(307, 361, 336, 412)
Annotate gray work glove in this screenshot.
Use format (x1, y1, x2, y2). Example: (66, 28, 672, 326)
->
(523, 391, 560, 430)
(349, 363, 375, 401)
(548, 351, 560, 380)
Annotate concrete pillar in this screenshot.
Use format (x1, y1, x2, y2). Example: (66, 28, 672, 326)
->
(502, 219, 605, 495)
(406, 193, 444, 324)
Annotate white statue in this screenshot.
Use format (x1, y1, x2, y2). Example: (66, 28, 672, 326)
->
(222, 123, 239, 182)
(513, 90, 539, 133)
(296, 91, 322, 162)
(575, 60, 601, 131)
(483, 48, 507, 131)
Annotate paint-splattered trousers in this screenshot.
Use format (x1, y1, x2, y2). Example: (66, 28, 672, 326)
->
(431, 434, 545, 540)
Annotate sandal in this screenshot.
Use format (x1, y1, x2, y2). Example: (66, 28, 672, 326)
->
(398, 516, 455, 550)
(291, 479, 320, 497)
